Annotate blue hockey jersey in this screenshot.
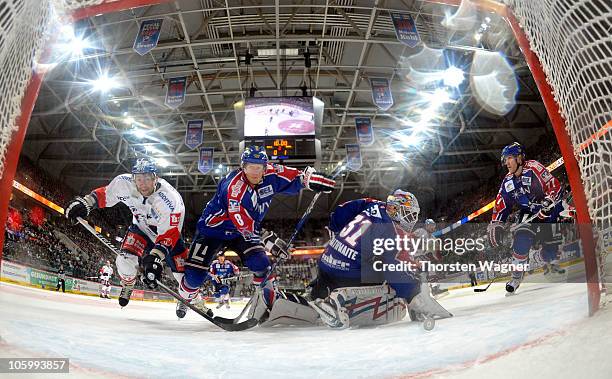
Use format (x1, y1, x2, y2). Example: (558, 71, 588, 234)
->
(319, 198, 418, 299)
(492, 160, 563, 222)
(197, 164, 304, 241)
(209, 259, 239, 279)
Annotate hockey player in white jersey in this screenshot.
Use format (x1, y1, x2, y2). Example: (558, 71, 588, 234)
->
(65, 159, 192, 314)
(99, 260, 114, 299)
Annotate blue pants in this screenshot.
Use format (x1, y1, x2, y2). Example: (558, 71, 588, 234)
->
(183, 233, 270, 290)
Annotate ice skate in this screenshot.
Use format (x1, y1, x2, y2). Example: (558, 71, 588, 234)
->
(506, 271, 524, 294)
(176, 301, 188, 319)
(118, 285, 133, 307)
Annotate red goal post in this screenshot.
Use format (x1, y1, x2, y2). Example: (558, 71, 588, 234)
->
(0, 0, 609, 315)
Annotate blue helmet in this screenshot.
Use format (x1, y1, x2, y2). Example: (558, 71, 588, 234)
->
(132, 158, 157, 175)
(241, 145, 268, 165)
(425, 218, 436, 225)
(500, 142, 525, 163)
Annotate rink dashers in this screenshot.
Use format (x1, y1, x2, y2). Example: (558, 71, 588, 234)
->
(1, 280, 610, 379)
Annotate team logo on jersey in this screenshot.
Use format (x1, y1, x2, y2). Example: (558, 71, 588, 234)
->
(231, 180, 244, 198)
(541, 170, 552, 182)
(521, 176, 531, 186)
(169, 213, 181, 226)
(504, 180, 515, 192)
(258, 185, 273, 198)
(228, 199, 240, 212)
(158, 192, 175, 212)
(365, 204, 382, 219)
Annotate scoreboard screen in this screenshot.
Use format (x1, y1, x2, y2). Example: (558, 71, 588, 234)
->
(265, 138, 295, 160)
(242, 138, 319, 163)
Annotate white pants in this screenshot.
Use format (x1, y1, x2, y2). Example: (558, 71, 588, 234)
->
(115, 253, 139, 287)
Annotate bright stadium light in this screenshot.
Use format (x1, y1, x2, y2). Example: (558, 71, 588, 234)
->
(443, 66, 465, 87)
(132, 128, 147, 139)
(123, 116, 135, 125)
(59, 24, 89, 57)
(155, 158, 170, 167)
(391, 151, 404, 162)
(90, 74, 120, 93)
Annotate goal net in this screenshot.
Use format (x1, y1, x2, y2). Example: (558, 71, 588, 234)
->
(0, 0, 610, 313)
(505, 0, 612, 312)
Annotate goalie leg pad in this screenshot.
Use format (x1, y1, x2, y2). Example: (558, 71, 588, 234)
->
(259, 293, 320, 328)
(313, 284, 408, 328)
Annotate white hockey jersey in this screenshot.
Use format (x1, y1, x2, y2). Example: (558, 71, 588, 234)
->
(99, 265, 113, 279)
(90, 174, 186, 252)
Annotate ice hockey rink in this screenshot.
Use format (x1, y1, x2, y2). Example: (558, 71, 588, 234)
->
(2, 270, 612, 379)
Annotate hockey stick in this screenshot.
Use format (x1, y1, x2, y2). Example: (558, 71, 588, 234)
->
(155, 280, 258, 331)
(260, 167, 345, 286)
(77, 217, 121, 256)
(474, 279, 495, 292)
(76, 217, 258, 330)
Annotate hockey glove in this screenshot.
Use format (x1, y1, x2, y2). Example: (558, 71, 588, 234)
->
(65, 195, 95, 224)
(262, 229, 290, 260)
(142, 250, 165, 289)
(487, 221, 505, 248)
(303, 167, 335, 193)
(537, 197, 555, 219)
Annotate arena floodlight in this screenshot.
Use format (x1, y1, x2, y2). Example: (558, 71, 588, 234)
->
(443, 66, 465, 87)
(90, 74, 119, 93)
(132, 128, 146, 139)
(155, 158, 170, 168)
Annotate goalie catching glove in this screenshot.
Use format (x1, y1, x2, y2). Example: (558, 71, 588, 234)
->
(65, 195, 96, 223)
(142, 250, 165, 289)
(303, 167, 335, 193)
(487, 221, 505, 248)
(262, 230, 290, 260)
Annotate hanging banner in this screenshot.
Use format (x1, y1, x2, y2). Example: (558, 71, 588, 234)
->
(185, 120, 204, 150)
(369, 78, 394, 111)
(390, 12, 420, 48)
(355, 117, 374, 146)
(198, 147, 214, 174)
(345, 144, 362, 171)
(133, 19, 163, 56)
(165, 77, 187, 109)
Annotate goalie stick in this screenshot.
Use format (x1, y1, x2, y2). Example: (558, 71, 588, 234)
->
(76, 217, 258, 331)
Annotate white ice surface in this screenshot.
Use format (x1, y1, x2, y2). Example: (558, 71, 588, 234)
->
(1, 277, 611, 379)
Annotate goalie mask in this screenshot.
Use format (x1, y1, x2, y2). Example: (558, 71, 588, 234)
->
(386, 190, 420, 231)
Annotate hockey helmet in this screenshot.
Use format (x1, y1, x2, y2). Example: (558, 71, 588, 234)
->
(241, 145, 268, 166)
(425, 218, 436, 226)
(500, 142, 525, 164)
(386, 189, 420, 231)
(132, 158, 157, 175)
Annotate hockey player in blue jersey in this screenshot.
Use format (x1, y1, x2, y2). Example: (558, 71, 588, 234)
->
(175, 145, 335, 319)
(487, 142, 566, 294)
(209, 251, 240, 309)
(306, 190, 452, 328)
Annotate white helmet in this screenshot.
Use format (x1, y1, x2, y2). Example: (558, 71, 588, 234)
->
(386, 189, 420, 231)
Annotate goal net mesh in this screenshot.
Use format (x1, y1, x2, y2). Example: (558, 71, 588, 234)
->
(507, 0, 612, 295)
